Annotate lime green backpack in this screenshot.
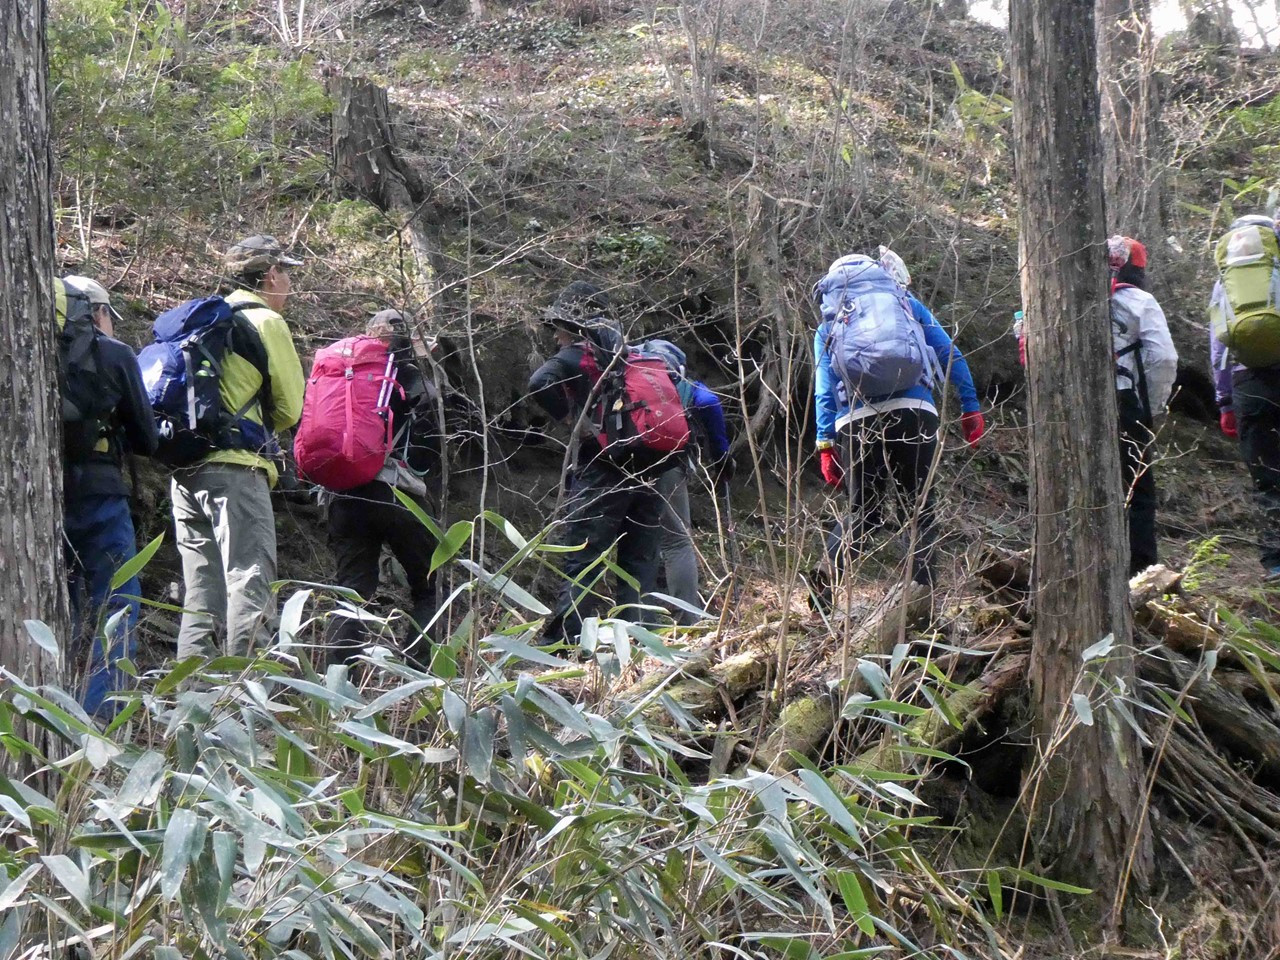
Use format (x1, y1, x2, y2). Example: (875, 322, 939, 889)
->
(1210, 215, 1280, 368)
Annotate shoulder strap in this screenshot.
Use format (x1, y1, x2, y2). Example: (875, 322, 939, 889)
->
(226, 307, 275, 427)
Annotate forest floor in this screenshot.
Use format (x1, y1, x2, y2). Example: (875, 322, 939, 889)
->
(47, 0, 1280, 956)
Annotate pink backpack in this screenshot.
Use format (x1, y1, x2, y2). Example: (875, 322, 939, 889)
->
(294, 336, 402, 491)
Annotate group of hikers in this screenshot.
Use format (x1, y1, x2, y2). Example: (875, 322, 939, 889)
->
(54, 214, 1280, 717)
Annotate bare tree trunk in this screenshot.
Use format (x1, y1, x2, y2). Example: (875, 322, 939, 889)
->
(0, 0, 65, 698)
(1011, 0, 1151, 930)
(1097, 0, 1162, 239)
(330, 74, 440, 317)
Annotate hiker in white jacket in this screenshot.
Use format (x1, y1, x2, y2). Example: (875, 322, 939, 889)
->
(1108, 236, 1179, 575)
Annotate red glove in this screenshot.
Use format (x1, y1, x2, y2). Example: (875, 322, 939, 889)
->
(818, 448, 843, 488)
(1220, 409, 1238, 440)
(960, 411, 986, 449)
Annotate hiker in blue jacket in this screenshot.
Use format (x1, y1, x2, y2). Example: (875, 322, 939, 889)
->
(813, 248, 985, 604)
(638, 339, 732, 623)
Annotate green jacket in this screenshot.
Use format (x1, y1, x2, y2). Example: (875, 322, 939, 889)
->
(203, 289, 305, 486)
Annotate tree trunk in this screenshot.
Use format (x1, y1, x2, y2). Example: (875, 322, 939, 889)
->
(1011, 0, 1151, 929)
(330, 74, 440, 320)
(0, 0, 65, 700)
(1096, 0, 1162, 239)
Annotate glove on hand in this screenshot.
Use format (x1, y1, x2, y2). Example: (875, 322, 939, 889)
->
(1221, 409, 1239, 440)
(960, 411, 986, 449)
(818, 448, 843, 488)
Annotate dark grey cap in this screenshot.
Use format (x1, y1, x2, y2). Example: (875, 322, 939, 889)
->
(224, 234, 303, 274)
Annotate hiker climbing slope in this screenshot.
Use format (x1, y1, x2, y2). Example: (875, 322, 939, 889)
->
(141, 235, 306, 658)
(1107, 236, 1178, 575)
(1209, 213, 1280, 581)
(813, 248, 984, 602)
(527, 281, 688, 643)
(295, 309, 444, 665)
(59, 275, 158, 717)
(636, 338, 732, 623)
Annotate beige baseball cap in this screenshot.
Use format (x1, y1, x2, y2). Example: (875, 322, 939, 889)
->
(224, 234, 303, 275)
(62, 275, 123, 321)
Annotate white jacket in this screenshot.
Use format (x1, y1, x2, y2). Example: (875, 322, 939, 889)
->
(1111, 285, 1178, 415)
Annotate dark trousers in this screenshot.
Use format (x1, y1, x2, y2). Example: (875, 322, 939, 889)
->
(1118, 389, 1159, 576)
(825, 408, 940, 587)
(65, 494, 140, 718)
(1234, 368, 1280, 570)
(325, 481, 438, 666)
(546, 458, 662, 641)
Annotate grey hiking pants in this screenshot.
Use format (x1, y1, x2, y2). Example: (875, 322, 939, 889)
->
(172, 462, 277, 658)
(655, 465, 701, 623)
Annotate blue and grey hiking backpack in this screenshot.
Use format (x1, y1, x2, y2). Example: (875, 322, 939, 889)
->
(815, 255, 931, 400)
(137, 296, 273, 467)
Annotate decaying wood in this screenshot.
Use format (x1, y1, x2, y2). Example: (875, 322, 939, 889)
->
(330, 75, 440, 312)
(857, 654, 1030, 773)
(757, 583, 933, 771)
(1128, 565, 1181, 609)
(1142, 647, 1280, 785)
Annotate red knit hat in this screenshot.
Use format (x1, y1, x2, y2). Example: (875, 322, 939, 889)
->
(1106, 235, 1147, 270)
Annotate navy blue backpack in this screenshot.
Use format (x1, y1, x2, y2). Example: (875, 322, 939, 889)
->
(137, 296, 273, 467)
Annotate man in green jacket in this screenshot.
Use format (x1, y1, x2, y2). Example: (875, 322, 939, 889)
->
(172, 235, 306, 658)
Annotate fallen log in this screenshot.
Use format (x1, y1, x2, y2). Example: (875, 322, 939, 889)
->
(757, 583, 932, 771)
(1141, 646, 1280, 786)
(856, 654, 1030, 773)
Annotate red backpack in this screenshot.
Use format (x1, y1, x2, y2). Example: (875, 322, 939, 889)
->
(580, 345, 690, 467)
(295, 336, 402, 491)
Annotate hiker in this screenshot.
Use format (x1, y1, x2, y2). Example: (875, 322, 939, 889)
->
(1209, 214, 1280, 580)
(636, 338, 732, 623)
(294, 309, 443, 666)
(813, 248, 984, 601)
(1107, 236, 1179, 575)
(527, 281, 687, 643)
(147, 235, 306, 658)
(59, 275, 159, 717)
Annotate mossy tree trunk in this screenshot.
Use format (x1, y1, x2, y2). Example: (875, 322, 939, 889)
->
(1011, 0, 1151, 929)
(0, 0, 65, 717)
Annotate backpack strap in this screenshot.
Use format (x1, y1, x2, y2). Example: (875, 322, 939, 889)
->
(226, 307, 275, 430)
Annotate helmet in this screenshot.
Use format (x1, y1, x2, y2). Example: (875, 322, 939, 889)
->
(876, 246, 911, 287)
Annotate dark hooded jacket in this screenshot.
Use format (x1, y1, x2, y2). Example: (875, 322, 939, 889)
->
(527, 321, 625, 464)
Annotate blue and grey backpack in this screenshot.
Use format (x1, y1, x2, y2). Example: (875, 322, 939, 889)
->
(815, 255, 933, 400)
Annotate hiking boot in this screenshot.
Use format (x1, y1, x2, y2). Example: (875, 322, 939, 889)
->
(807, 568, 832, 616)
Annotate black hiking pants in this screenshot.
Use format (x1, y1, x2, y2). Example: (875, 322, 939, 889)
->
(1118, 388, 1159, 576)
(325, 480, 439, 666)
(1234, 367, 1280, 571)
(825, 407, 940, 588)
(543, 458, 662, 643)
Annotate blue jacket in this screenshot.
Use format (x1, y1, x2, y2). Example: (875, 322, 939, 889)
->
(814, 295, 979, 446)
(686, 379, 730, 461)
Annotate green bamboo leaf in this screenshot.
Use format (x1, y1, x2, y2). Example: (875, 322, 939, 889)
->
(41, 855, 90, 912)
(457, 559, 550, 616)
(110, 532, 164, 590)
(430, 520, 474, 574)
(1005, 866, 1093, 895)
(160, 808, 201, 902)
(393, 486, 445, 539)
(23, 620, 59, 658)
(0, 863, 42, 911)
(987, 868, 1004, 919)
(835, 870, 876, 936)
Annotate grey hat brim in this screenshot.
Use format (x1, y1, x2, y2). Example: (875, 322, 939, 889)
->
(277, 253, 304, 267)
